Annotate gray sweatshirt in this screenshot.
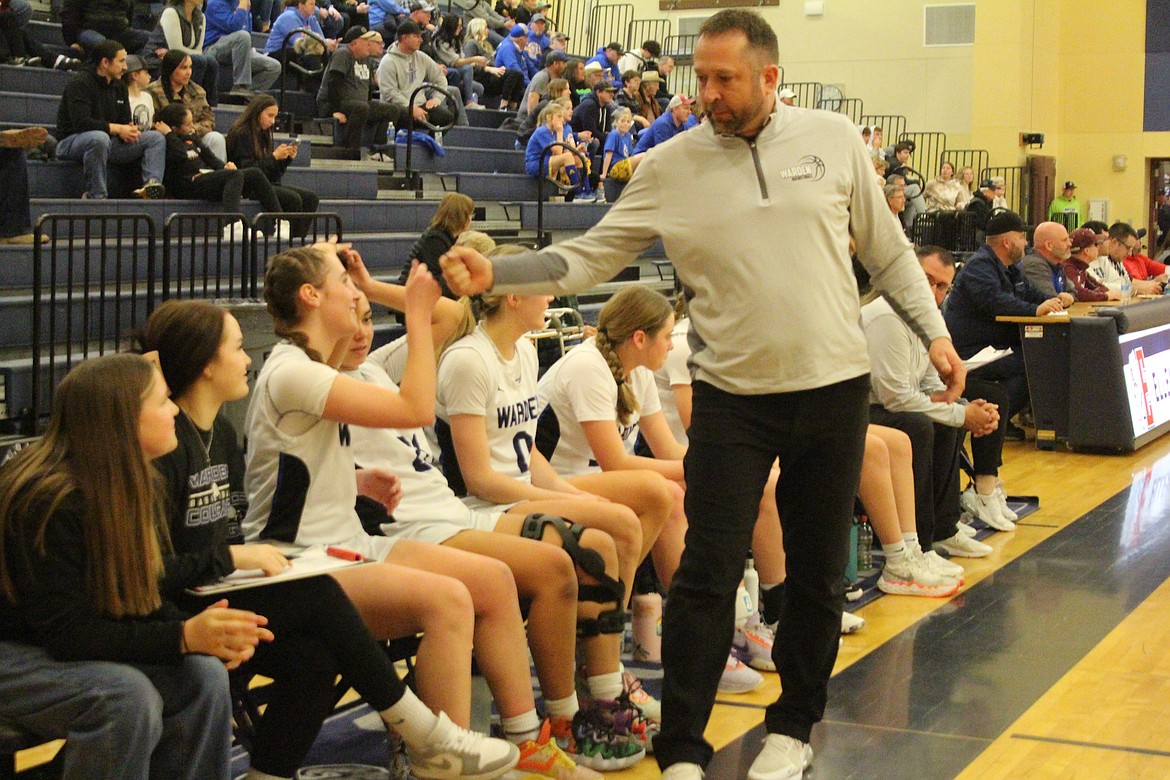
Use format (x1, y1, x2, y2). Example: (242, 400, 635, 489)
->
(376, 44, 449, 110)
(489, 104, 950, 395)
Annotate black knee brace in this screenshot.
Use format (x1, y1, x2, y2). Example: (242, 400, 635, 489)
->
(520, 513, 626, 638)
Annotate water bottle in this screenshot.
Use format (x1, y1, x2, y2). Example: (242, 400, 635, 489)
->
(857, 519, 874, 571)
(734, 582, 755, 629)
(632, 593, 662, 662)
(1121, 275, 1133, 304)
(742, 556, 760, 617)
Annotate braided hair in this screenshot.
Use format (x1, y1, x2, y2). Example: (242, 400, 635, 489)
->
(594, 285, 673, 425)
(262, 246, 333, 363)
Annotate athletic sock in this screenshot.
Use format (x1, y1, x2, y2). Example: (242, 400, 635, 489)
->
(502, 710, 541, 744)
(882, 540, 907, 563)
(379, 689, 440, 747)
(759, 581, 785, 625)
(586, 671, 623, 701)
(545, 692, 579, 719)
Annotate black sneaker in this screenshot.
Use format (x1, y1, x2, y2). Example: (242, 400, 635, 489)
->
(133, 180, 165, 199)
(1003, 422, 1026, 441)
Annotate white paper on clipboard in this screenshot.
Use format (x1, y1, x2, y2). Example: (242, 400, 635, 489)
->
(186, 548, 366, 595)
(964, 346, 1013, 371)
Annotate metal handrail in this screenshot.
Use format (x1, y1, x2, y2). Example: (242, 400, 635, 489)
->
(399, 81, 460, 198)
(277, 27, 331, 123)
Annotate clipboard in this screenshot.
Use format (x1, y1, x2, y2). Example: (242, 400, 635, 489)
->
(186, 547, 367, 595)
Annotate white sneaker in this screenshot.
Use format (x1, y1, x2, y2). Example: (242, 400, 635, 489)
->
(877, 554, 959, 598)
(406, 711, 520, 780)
(995, 481, 1019, 521)
(221, 221, 243, 242)
(734, 616, 777, 671)
(956, 520, 977, 538)
(935, 531, 992, 558)
(961, 488, 1016, 532)
(840, 610, 866, 634)
(718, 652, 763, 694)
(921, 550, 965, 584)
(273, 220, 293, 241)
(747, 734, 811, 780)
(662, 762, 704, 779)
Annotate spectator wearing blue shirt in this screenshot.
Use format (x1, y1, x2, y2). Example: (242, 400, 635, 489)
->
(266, 0, 337, 89)
(632, 93, 692, 154)
(585, 42, 622, 87)
(527, 12, 549, 51)
(600, 106, 633, 181)
(203, 0, 283, 94)
(368, 0, 409, 39)
(524, 101, 576, 180)
(493, 23, 537, 84)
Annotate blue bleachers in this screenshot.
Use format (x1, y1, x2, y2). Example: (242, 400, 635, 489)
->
(393, 143, 526, 174)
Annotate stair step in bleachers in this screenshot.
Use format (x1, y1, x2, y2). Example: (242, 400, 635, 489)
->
(394, 143, 526, 175)
(26, 160, 373, 199)
(466, 108, 510, 129)
(0, 64, 71, 94)
(443, 126, 519, 151)
(513, 201, 611, 230)
(441, 172, 541, 202)
(26, 20, 65, 47)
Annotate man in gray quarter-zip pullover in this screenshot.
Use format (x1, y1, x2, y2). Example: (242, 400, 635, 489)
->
(438, 9, 964, 780)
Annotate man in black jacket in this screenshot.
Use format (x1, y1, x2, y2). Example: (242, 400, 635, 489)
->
(965, 178, 1001, 233)
(61, 0, 149, 53)
(55, 40, 166, 199)
(570, 81, 615, 148)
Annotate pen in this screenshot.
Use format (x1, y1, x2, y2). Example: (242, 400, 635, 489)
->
(327, 546, 364, 561)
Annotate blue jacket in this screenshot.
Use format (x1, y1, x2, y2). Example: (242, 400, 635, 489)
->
(525, 124, 561, 176)
(494, 38, 537, 83)
(586, 47, 621, 87)
(943, 244, 1050, 357)
(204, 0, 251, 47)
(368, 0, 408, 30)
(265, 7, 324, 53)
(633, 110, 684, 154)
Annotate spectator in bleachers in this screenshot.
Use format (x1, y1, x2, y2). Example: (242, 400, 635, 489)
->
(266, 0, 338, 92)
(378, 20, 464, 129)
(526, 12, 549, 52)
(1020, 221, 1073, 298)
(226, 94, 319, 236)
(868, 125, 885, 159)
(957, 164, 975, 205)
(431, 15, 485, 109)
(438, 17, 514, 110)
(61, 0, 150, 57)
(395, 192, 474, 297)
(525, 101, 579, 185)
(204, 0, 283, 96)
(453, 0, 510, 46)
(884, 182, 906, 227)
(944, 210, 1070, 435)
(924, 161, 966, 212)
(1048, 180, 1082, 229)
(315, 27, 399, 158)
(887, 140, 925, 230)
(615, 70, 650, 130)
(549, 31, 567, 53)
(225, 95, 316, 224)
(632, 91, 688, 154)
(518, 48, 565, 118)
(556, 99, 600, 201)
(863, 246, 1007, 560)
(964, 178, 999, 232)
(872, 156, 888, 184)
(314, 0, 349, 41)
(777, 86, 795, 106)
(509, 0, 547, 26)
(600, 106, 634, 184)
(617, 39, 660, 75)
(655, 55, 675, 101)
(0, 0, 80, 69)
(586, 41, 623, 87)
(1064, 227, 1119, 302)
(123, 54, 156, 131)
(562, 56, 585, 107)
(366, 0, 407, 40)
(148, 49, 228, 162)
(493, 23, 537, 88)
(156, 101, 290, 238)
(56, 40, 166, 199)
(516, 75, 566, 142)
(0, 126, 48, 244)
(571, 81, 615, 149)
(990, 176, 1009, 210)
(142, 0, 220, 105)
(494, 0, 520, 23)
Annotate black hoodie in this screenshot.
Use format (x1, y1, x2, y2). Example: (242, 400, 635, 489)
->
(56, 66, 131, 139)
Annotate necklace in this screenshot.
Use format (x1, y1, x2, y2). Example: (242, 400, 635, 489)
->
(180, 408, 222, 501)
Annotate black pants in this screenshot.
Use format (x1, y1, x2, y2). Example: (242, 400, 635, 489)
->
(185, 575, 406, 777)
(273, 183, 320, 237)
(174, 167, 281, 216)
(962, 376, 1008, 476)
(336, 98, 403, 151)
(0, 148, 31, 238)
(657, 376, 870, 768)
(968, 350, 1029, 424)
(867, 407, 963, 550)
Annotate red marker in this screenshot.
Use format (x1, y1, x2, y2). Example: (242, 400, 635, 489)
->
(327, 546, 364, 561)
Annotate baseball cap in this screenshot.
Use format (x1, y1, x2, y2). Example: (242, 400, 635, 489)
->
(583, 61, 603, 73)
(594, 82, 616, 93)
(985, 210, 1027, 236)
(509, 24, 529, 38)
(531, 13, 547, 23)
(534, 1, 551, 8)
(777, 87, 796, 99)
(397, 20, 423, 37)
(979, 179, 997, 190)
(667, 94, 694, 110)
(544, 50, 567, 65)
(1069, 228, 1098, 253)
(553, 32, 569, 41)
(640, 70, 661, 83)
(342, 26, 382, 43)
(124, 54, 147, 73)
(606, 41, 624, 54)
(1063, 180, 1076, 190)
